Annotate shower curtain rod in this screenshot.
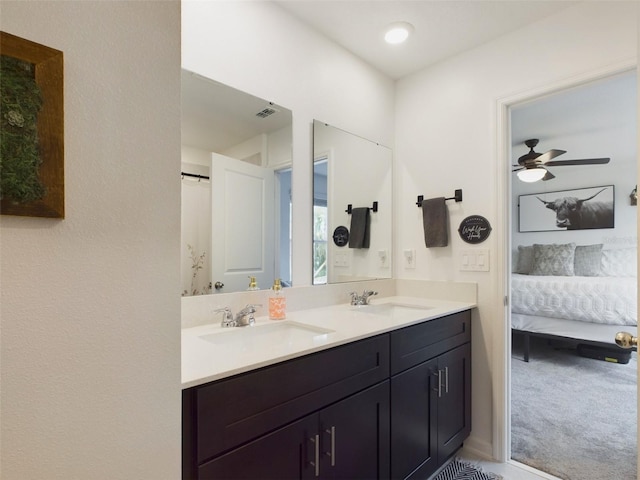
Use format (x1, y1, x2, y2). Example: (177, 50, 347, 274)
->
(181, 172, 210, 180)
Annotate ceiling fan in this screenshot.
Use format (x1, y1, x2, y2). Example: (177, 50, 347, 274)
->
(512, 138, 610, 182)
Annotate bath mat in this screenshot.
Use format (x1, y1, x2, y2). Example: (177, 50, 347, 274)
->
(432, 458, 503, 480)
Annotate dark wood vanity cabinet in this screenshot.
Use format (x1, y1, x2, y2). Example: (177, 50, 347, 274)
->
(197, 382, 390, 480)
(183, 335, 390, 479)
(183, 309, 471, 480)
(390, 311, 472, 480)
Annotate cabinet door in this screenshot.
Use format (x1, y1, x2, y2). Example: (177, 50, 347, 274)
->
(436, 342, 471, 463)
(319, 381, 390, 480)
(390, 359, 438, 480)
(198, 414, 317, 480)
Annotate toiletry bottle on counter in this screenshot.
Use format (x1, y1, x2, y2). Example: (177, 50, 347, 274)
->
(269, 278, 286, 320)
(247, 276, 259, 291)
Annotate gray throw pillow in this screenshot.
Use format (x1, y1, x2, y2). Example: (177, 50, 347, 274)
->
(531, 243, 576, 276)
(574, 244, 603, 276)
(515, 245, 534, 274)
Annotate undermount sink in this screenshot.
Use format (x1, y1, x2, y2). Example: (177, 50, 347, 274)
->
(353, 302, 434, 315)
(199, 321, 334, 348)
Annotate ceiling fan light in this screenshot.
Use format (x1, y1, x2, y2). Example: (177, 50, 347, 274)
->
(517, 167, 547, 183)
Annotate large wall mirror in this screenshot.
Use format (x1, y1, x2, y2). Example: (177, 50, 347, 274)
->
(181, 70, 293, 295)
(313, 120, 392, 284)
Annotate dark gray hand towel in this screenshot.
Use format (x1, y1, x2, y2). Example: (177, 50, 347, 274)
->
(422, 197, 448, 247)
(348, 207, 370, 249)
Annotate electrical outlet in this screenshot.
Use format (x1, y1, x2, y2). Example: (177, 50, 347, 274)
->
(334, 252, 350, 267)
(403, 249, 416, 269)
(378, 249, 389, 268)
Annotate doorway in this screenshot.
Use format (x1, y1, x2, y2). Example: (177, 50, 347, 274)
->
(505, 69, 638, 479)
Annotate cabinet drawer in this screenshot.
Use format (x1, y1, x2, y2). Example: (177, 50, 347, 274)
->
(390, 310, 470, 375)
(193, 334, 389, 463)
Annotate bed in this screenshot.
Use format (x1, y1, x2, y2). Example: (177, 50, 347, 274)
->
(511, 243, 637, 362)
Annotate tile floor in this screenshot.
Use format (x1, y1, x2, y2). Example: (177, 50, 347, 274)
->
(459, 449, 562, 480)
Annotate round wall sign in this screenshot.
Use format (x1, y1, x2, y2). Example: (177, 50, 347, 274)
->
(458, 215, 492, 244)
(332, 226, 349, 247)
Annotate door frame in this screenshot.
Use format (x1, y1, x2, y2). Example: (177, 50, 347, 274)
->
(493, 59, 638, 466)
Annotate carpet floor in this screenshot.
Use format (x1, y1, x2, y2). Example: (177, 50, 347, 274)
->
(511, 336, 637, 480)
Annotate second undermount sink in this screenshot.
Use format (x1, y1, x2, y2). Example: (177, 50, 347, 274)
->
(353, 302, 434, 315)
(198, 321, 334, 349)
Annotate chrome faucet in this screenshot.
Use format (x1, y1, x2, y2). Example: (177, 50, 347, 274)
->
(349, 290, 378, 306)
(214, 304, 261, 328)
(234, 304, 259, 327)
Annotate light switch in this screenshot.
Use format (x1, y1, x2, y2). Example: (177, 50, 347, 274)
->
(460, 249, 490, 272)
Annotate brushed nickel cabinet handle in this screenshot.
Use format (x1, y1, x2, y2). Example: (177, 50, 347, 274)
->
(309, 434, 320, 477)
(325, 426, 336, 466)
(432, 370, 442, 397)
(445, 366, 449, 394)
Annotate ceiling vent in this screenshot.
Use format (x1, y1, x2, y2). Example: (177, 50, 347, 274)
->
(255, 105, 279, 118)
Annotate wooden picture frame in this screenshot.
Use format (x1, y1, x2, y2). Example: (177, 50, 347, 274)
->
(1, 31, 64, 218)
(518, 185, 615, 232)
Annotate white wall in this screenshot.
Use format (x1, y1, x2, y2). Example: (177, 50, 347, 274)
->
(182, 0, 396, 288)
(395, 2, 638, 457)
(0, 2, 182, 479)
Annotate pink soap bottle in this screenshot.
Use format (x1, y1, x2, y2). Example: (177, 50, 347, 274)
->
(268, 278, 286, 320)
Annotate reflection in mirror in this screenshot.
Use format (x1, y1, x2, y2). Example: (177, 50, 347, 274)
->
(181, 70, 293, 295)
(313, 120, 392, 285)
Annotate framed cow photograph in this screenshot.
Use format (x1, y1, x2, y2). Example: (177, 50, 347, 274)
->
(518, 185, 615, 232)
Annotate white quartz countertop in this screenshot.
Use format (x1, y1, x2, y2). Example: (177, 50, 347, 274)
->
(181, 296, 475, 389)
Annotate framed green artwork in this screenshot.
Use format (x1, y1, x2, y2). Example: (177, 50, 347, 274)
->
(1, 31, 64, 218)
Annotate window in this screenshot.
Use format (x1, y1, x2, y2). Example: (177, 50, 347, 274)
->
(313, 203, 327, 284)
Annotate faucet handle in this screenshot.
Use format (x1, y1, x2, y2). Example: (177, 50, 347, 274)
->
(214, 307, 235, 327)
(235, 304, 262, 327)
(348, 292, 359, 305)
(240, 303, 262, 314)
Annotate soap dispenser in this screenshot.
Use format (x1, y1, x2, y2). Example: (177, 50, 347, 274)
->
(247, 276, 259, 291)
(268, 278, 286, 320)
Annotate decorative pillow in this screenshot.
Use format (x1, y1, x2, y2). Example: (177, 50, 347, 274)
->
(515, 245, 534, 274)
(600, 248, 637, 277)
(573, 244, 603, 276)
(531, 243, 576, 276)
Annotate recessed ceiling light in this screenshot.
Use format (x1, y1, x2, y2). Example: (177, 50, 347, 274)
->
(384, 22, 414, 45)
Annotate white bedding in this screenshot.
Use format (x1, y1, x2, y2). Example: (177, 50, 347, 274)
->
(511, 274, 637, 326)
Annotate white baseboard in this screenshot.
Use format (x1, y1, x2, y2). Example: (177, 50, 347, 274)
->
(463, 434, 494, 460)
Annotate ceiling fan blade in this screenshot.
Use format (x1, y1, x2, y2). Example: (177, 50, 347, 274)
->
(545, 157, 610, 166)
(512, 166, 524, 172)
(542, 170, 555, 181)
(537, 149, 566, 164)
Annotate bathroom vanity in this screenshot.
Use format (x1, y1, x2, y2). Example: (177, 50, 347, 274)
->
(182, 298, 473, 480)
